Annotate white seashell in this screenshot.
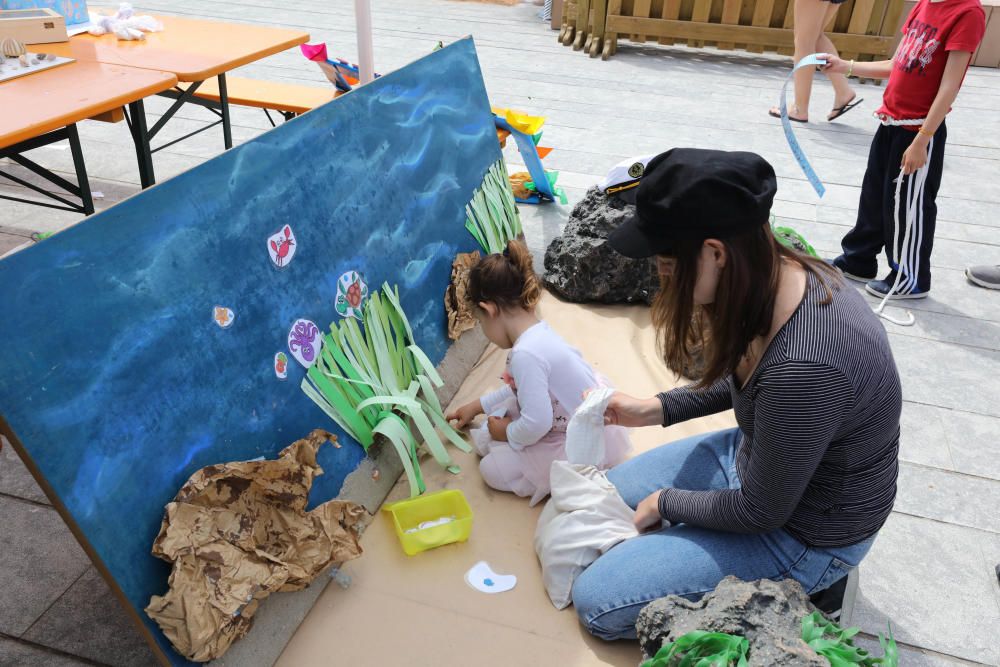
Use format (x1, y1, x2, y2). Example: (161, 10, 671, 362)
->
(1, 37, 26, 58)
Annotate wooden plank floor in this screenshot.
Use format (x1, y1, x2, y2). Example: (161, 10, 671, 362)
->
(1, 1, 998, 665)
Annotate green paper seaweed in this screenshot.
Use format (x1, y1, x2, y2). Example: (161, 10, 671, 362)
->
(641, 631, 749, 667)
(801, 612, 898, 667)
(465, 159, 522, 254)
(301, 283, 470, 497)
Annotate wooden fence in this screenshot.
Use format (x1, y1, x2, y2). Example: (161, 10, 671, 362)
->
(560, 0, 906, 64)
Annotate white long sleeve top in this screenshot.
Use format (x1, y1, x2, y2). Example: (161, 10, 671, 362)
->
(480, 322, 600, 450)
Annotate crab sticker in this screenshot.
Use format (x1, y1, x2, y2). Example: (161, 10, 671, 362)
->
(287, 319, 322, 368)
(213, 306, 235, 329)
(274, 352, 289, 380)
(267, 225, 297, 269)
(335, 270, 368, 320)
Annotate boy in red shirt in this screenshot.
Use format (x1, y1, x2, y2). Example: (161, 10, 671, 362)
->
(824, 0, 986, 299)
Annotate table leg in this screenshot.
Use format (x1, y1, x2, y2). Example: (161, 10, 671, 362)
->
(127, 99, 156, 188)
(218, 73, 233, 150)
(66, 124, 94, 215)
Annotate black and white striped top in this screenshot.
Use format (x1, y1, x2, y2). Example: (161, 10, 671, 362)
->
(656, 273, 901, 548)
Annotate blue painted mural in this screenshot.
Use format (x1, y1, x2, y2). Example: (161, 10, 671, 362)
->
(0, 38, 495, 665)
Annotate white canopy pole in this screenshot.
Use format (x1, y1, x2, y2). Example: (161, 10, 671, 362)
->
(354, 0, 375, 84)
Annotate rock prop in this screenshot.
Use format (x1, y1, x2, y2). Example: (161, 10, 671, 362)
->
(636, 576, 827, 666)
(145, 430, 365, 662)
(445, 250, 481, 340)
(543, 187, 659, 305)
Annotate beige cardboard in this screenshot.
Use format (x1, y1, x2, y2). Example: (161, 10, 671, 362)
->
(145, 429, 365, 663)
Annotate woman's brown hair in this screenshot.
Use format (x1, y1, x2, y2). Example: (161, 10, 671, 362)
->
(653, 223, 840, 388)
(467, 239, 541, 311)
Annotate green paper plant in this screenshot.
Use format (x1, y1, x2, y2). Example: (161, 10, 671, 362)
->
(641, 630, 750, 667)
(301, 283, 472, 498)
(801, 612, 898, 667)
(464, 159, 522, 254)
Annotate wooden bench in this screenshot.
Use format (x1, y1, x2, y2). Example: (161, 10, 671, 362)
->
(188, 76, 517, 147)
(187, 76, 339, 125)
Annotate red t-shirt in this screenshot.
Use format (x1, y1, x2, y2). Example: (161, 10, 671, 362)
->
(878, 0, 986, 125)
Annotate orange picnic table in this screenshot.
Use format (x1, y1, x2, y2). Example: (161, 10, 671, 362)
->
(0, 61, 177, 214)
(31, 15, 309, 186)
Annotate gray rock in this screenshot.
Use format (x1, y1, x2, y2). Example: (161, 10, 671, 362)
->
(543, 187, 659, 305)
(636, 576, 827, 666)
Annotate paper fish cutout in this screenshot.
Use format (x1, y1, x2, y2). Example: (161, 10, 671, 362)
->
(267, 225, 297, 269)
(464, 561, 516, 594)
(335, 271, 369, 320)
(287, 319, 323, 368)
(213, 306, 235, 329)
(274, 352, 289, 380)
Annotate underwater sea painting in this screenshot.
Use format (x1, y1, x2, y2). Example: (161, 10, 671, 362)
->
(0, 39, 495, 665)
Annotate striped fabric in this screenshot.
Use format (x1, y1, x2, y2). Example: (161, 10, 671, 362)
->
(656, 273, 901, 548)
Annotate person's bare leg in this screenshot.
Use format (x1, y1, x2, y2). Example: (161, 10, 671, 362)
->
(769, 0, 829, 120)
(817, 6, 856, 117)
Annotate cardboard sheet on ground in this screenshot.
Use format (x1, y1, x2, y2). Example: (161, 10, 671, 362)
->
(277, 293, 738, 666)
(146, 430, 364, 662)
(0, 38, 495, 665)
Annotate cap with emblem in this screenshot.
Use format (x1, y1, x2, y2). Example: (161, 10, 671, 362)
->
(599, 155, 656, 204)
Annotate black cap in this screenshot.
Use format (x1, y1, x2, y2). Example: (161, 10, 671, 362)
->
(607, 148, 777, 259)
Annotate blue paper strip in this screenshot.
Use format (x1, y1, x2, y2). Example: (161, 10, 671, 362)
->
(780, 54, 827, 198)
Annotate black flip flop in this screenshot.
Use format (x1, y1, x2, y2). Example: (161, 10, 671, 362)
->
(768, 108, 807, 123)
(828, 97, 864, 121)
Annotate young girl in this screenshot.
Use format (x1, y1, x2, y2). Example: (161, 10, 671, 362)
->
(446, 240, 630, 506)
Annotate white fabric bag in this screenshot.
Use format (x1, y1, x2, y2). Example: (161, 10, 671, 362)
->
(534, 388, 638, 609)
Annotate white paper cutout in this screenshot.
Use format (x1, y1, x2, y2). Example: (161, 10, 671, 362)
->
(287, 319, 323, 368)
(335, 270, 369, 319)
(213, 306, 235, 329)
(274, 352, 289, 380)
(267, 224, 297, 269)
(464, 561, 517, 594)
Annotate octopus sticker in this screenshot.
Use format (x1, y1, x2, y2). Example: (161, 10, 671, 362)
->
(287, 319, 323, 368)
(267, 225, 297, 269)
(274, 352, 289, 380)
(213, 306, 235, 329)
(336, 270, 368, 320)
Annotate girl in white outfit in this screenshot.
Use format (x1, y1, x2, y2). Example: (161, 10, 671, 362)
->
(446, 240, 630, 505)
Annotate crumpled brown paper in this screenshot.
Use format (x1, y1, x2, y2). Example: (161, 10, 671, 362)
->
(145, 429, 365, 662)
(445, 250, 481, 340)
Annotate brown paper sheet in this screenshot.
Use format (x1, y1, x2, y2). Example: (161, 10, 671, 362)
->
(145, 429, 365, 662)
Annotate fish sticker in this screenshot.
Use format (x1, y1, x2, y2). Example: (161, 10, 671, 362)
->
(213, 306, 235, 329)
(267, 225, 297, 269)
(287, 319, 322, 368)
(335, 270, 368, 320)
(274, 352, 289, 380)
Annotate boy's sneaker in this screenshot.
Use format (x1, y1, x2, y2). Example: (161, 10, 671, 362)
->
(829, 255, 876, 283)
(966, 265, 1000, 290)
(865, 276, 929, 300)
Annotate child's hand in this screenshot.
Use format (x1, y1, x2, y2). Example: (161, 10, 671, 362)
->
(634, 490, 666, 532)
(901, 136, 930, 175)
(487, 415, 512, 441)
(446, 399, 483, 429)
(817, 53, 848, 74)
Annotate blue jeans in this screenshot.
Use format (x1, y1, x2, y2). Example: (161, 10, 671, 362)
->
(571, 428, 876, 641)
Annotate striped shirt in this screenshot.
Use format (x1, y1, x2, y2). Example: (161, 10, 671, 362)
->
(656, 273, 901, 548)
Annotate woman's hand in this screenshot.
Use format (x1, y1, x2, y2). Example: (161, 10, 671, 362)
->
(634, 490, 666, 532)
(487, 415, 512, 441)
(817, 53, 848, 74)
(600, 392, 664, 428)
(446, 399, 483, 429)
(901, 134, 930, 175)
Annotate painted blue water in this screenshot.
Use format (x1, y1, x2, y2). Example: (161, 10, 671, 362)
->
(0, 39, 495, 665)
